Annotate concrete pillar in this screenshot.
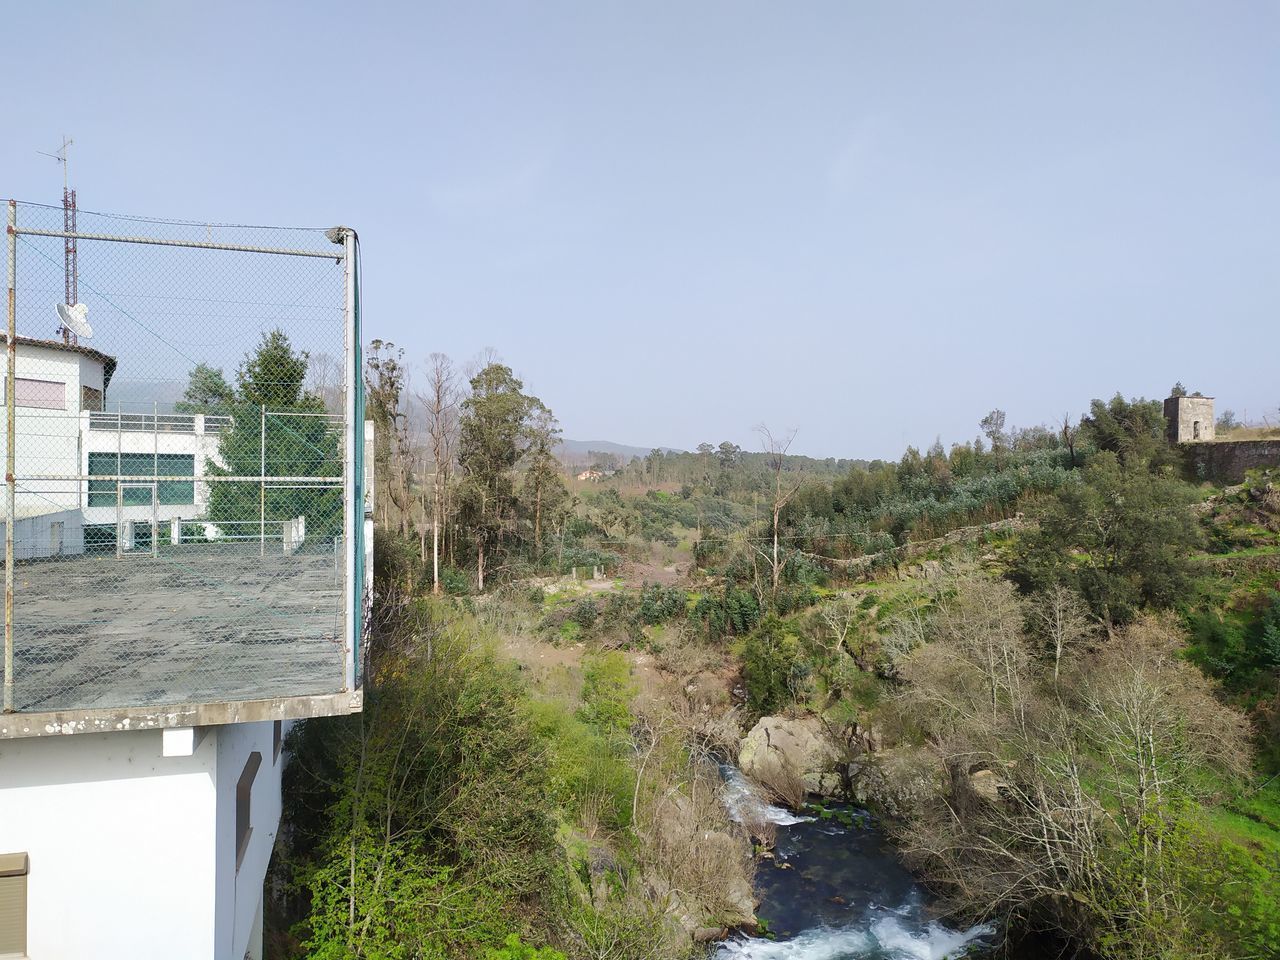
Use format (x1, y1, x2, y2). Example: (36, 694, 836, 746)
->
(122, 520, 135, 551)
(246, 894, 264, 960)
(170, 517, 181, 545)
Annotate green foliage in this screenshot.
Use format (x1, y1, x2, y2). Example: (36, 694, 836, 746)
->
(174, 362, 233, 414)
(1011, 454, 1202, 623)
(1079, 393, 1175, 469)
(458, 363, 535, 575)
(690, 586, 761, 641)
(524, 698, 634, 830)
(484, 936, 566, 960)
(637, 582, 685, 625)
(576, 652, 635, 740)
(278, 599, 567, 958)
(738, 615, 808, 717)
(569, 598, 599, 629)
(206, 329, 341, 540)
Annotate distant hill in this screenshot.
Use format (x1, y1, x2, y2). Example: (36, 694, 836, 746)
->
(556, 438, 682, 465)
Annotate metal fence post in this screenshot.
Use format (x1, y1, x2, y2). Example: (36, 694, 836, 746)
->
(342, 229, 357, 693)
(5, 200, 16, 712)
(260, 405, 266, 558)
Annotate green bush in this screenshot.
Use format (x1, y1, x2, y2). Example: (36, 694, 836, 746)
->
(484, 935, 566, 960)
(576, 652, 635, 739)
(738, 616, 809, 717)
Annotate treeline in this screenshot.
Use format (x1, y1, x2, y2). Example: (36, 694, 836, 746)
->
(580, 442, 862, 495)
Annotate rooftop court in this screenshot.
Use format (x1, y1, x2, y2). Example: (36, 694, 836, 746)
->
(3, 543, 345, 714)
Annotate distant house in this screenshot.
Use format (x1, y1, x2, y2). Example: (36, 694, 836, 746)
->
(577, 468, 603, 482)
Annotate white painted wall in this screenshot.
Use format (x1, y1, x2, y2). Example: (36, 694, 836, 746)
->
(80, 412, 227, 529)
(0, 720, 285, 960)
(0, 344, 85, 519)
(213, 720, 285, 960)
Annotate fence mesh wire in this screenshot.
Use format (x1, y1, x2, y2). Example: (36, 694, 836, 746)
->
(2, 200, 356, 713)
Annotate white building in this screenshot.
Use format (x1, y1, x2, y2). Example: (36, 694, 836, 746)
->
(0, 336, 231, 558)
(0, 717, 292, 959)
(0, 340, 370, 959)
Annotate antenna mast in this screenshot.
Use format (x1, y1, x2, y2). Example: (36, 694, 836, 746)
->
(39, 136, 77, 343)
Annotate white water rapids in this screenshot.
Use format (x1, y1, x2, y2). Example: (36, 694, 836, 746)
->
(716, 764, 993, 960)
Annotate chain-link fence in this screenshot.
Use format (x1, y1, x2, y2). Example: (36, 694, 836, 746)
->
(2, 200, 363, 714)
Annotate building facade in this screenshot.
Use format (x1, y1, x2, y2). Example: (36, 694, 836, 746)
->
(1, 207, 367, 960)
(0, 720, 286, 959)
(1164, 394, 1216, 443)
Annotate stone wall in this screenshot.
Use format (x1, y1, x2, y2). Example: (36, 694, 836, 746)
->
(1183, 440, 1280, 483)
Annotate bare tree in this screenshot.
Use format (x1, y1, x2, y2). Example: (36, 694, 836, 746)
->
(305, 351, 343, 414)
(419, 353, 459, 594)
(1030, 584, 1096, 688)
(817, 595, 859, 659)
(755, 425, 804, 595)
(1060, 412, 1079, 468)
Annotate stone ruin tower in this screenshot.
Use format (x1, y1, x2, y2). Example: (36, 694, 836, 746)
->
(1164, 394, 1215, 443)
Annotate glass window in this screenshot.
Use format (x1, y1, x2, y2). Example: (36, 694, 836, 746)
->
(14, 378, 65, 409)
(87, 452, 196, 506)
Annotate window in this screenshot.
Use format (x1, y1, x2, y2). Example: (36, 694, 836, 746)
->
(81, 385, 103, 412)
(84, 523, 116, 553)
(14, 378, 64, 410)
(87, 452, 195, 507)
(1193, 421, 1201, 440)
(236, 751, 262, 871)
(0, 852, 28, 957)
(273, 720, 283, 763)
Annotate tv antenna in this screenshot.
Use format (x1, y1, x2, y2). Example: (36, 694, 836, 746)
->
(38, 136, 86, 344)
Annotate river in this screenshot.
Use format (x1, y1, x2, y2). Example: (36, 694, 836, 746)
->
(716, 766, 993, 960)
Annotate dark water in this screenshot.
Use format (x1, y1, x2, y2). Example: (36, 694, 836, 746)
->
(716, 767, 993, 960)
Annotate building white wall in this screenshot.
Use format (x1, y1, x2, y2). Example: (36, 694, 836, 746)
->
(213, 720, 285, 960)
(0, 507, 84, 560)
(79, 412, 228, 529)
(0, 345, 85, 519)
(0, 721, 285, 960)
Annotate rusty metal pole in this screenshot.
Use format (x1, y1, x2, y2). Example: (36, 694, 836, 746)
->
(5, 201, 17, 713)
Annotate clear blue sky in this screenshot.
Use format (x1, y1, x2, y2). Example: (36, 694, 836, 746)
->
(5, 2, 1277, 459)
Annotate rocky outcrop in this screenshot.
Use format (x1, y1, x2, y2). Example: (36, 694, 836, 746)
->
(739, 715, 841, 799)
(648, 791, 757, 936)
(848, 746, 939, 818)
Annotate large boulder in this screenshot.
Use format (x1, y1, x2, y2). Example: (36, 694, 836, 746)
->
(848, 746, 939, 818)
(739, 715, 840, 799)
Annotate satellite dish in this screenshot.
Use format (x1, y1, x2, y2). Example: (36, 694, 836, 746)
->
(56, 302, 92, 339)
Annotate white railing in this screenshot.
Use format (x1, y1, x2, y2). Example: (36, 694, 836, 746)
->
(86, 411, 233, 435)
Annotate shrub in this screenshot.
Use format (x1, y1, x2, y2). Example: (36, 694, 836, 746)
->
(485, 935, 566, 960)
(738, 616, 808, 717)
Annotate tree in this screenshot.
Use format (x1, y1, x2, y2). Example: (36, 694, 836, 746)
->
(175, 363, 233, 414)
(236, 329, 309, 408)
(1060, 412, 1079, 468)
(457, 363, 534, 590)
(1011, 454, 1202, 626)
(1169, 382, 1188, 398)
(895, 583, 1252, 957)
(1030, 584, 1096, 687)
(365, 341, 413, 536)
(1079, 393, 1173, 469)
(521, 400, 567, 558)
(980, 409, 1008, 451)
(420, 353, 459, 593)
(1216, 409, 1241, 433)
(755, 425, 804, 596)
(716, 441, 741, 470)
(207, 330, 341, 539)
